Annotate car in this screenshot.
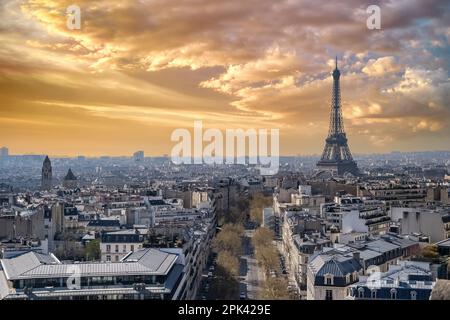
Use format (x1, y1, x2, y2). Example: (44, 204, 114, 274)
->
(239, 292, 247, 300)
(209, 266, 215, 272)
(201, 295, 207, 300)
(208, 271, 213, 277)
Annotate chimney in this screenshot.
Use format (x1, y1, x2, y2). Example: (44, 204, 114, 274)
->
(352, 251, 360, 262)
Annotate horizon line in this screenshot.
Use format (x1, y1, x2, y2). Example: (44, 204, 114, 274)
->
(2, 150, 450, 159)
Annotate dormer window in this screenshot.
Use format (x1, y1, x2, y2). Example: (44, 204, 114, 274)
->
(324, 274, 334, 285)
(353, 271, 359, 282)
(358, 287, 364, 298)
(410, 291, 417, 300)
(390, 288, 397, 299)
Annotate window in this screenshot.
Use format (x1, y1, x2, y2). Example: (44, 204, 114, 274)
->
(410, 291, 417, 300)
(324, 274, 333, 285)
(371, 290, 377, 299)
(106, 255, 111, 262)
(358, 288, 364, 298)
(131, 245, 135, 251)
(115, 245, 119, 253)
(390, 289, 397, 299)
(325, 290, 333, 300)
(106, 245, 111, 253)
(123, 245, 127, 253)
(115, 255, 119, 262)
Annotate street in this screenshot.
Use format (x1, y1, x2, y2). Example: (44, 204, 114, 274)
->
(196, 224, 265, 300)
(239, 228, 264, 300)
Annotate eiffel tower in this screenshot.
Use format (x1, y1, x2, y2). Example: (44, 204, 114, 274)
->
(316, 57, 359, 177)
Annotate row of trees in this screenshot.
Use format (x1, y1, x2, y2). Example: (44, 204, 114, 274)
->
(211, 198, 248, 299)
(251, 227, 290, 299)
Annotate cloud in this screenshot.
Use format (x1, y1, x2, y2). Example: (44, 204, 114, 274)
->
(0, 0, 449, 155)
(362, 56, 401, 76)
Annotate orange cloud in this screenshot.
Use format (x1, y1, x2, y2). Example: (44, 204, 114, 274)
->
(0, 0, 448, 156)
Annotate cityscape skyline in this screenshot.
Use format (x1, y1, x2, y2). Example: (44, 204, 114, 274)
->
(2, 146, 450, 158)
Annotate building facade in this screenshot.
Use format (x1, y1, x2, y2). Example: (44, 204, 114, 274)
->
(100, 229, 145, 262)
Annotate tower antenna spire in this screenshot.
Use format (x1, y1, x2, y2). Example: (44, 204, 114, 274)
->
(335, 55, 338, 69)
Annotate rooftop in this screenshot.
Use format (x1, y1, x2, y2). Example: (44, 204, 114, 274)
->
(1, 248, 179, 280)
(64, 169, 77, 181)
(309, 252, 362, 277)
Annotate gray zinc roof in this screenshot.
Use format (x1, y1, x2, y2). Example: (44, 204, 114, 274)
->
(1, 249, 179, 280)
(309, 254, 362, 277)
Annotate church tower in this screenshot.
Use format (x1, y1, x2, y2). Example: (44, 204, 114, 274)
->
(41, 156, 52, 190)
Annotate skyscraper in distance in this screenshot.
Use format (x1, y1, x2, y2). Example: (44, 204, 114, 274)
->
(41, 156, 52, 191)
(0, 147, 8, 159)
(133, 151, 144, 162)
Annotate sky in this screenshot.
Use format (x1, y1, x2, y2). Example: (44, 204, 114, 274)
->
(0, 0, 449, 157)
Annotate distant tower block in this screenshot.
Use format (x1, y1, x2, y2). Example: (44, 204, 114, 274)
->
(133, 151, 144, 162)
(63, 168, 78, 189)
(316, 57, 359, 177)
(41, 156, 53, 190)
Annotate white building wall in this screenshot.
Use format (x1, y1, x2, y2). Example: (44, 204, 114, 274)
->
(391, 207, 446, 242)
(342, 210, 368, 234)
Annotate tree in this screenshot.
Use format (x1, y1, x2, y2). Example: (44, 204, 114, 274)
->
(252, 227, 274, 248)
(255, 245, 280, 274)
(85, 238, 101, 261)
(227, 207, 246, 224)
(210, 247, 242, 299)
(421, 245, 439, 259)
(213, 223, 244, 257)
(259, 277, 290, 300)
(249, 194, 272, 226)
(210, 264, 240, 299)
(217, 250, 239, 277)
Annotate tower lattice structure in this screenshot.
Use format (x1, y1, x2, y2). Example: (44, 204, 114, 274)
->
(316, 57, 359, 176)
